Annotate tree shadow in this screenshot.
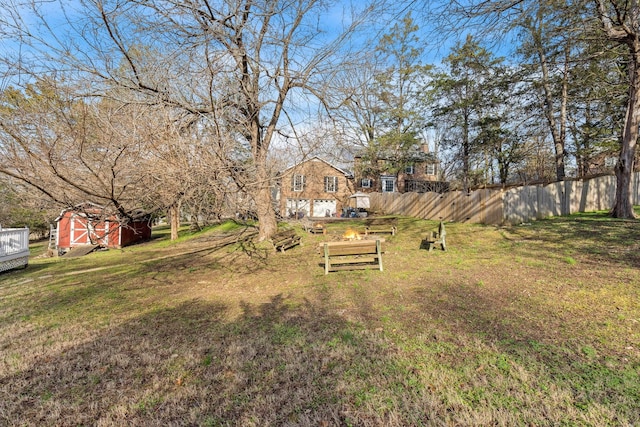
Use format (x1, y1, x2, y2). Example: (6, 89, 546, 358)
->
(504, 214, 640, 269)
(0, 295, 428, 426)
(407, 277, 640, 424)
(136, 227, 272, 275)
(0, 262, 48, 279)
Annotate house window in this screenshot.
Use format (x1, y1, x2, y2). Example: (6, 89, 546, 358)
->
(426, 163, 436, 175)
(292, 174, 305, 192)
(361, 178, 372, 189)
(324, 176, 338, 192)
(604, 156, 617, 169)
(381, 176, 396, 193)
(405, 165, 415, 174)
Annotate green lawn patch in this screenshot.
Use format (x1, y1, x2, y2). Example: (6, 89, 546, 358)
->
(0, 214, 638, 425)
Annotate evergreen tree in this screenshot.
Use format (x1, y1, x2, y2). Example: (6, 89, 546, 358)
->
(353, 13, 433, 184)
(430, 35, 503, 190)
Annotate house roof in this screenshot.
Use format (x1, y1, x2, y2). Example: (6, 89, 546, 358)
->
(280, 156, 353, 177)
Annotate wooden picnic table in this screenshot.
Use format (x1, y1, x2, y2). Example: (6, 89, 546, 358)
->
(319, 238, 385, 274)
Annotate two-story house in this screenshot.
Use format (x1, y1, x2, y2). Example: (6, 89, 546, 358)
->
(354, 144, 449, 194)
(277, 157, 354, 218)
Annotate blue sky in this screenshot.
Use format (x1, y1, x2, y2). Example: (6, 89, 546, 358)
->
(0, 0, 515, 88)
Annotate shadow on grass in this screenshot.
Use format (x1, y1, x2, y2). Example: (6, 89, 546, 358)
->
(2, 281, 639, 425)
(408, 277, 640, 424)
(0, 262, 49, 279)
(506, 213, 640, 269)
(3, 216, 638, 425)
(0, 296, 433, 426)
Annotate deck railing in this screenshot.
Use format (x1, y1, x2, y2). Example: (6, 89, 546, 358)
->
(0, 227, 30, 272)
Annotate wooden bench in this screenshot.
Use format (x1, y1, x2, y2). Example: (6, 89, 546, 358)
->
(364, 217, 398, 236)
(321, 239, 383, 274)
(305, 223, 326, 235)
(421, 221, 446, 252)
(271, 229, 301, 252)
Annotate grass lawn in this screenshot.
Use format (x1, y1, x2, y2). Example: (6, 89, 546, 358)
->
(1, 212, 639, 426)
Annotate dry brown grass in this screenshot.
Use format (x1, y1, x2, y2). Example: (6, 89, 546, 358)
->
(1, 214, 639, 426)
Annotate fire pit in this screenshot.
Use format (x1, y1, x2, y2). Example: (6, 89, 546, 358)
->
(342, 228, 362, 241)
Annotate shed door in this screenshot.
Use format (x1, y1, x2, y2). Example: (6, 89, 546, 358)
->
(90, 221, 109, 246)
(70, 214, 89, 246)
(312, 199, 337, 217)
(70, 214, 108, 246)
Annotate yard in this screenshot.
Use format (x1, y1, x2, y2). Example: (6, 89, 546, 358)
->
(0, 213, 639, 426)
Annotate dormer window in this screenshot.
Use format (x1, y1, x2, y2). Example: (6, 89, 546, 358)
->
(405, 165, 415, 174)
(361, 178, 372, 189)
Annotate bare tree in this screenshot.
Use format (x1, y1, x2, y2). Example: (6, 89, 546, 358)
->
(0, 77, 232, 241)
(0, 79, 155, 220)
(137, 112, 233, 240)
(594, 0, 640, 218)
(517, 2, 572, 181)
(0, 0, 384, 240)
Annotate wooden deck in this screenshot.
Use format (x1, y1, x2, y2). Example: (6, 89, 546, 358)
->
(0, 227, 30, 272)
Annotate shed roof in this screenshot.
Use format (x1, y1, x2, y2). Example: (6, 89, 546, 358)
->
(54, 203, 150, 223)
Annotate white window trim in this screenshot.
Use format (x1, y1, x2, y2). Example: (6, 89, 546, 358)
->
(381, 176, 396, 193)
(361, 178, 372, 189)
(405, 165, 415, 174)
(426, 163, 436, 175)
(604, 157, 617, 168)
(292, 174, 305, 192)
(324, 176, 338, 193)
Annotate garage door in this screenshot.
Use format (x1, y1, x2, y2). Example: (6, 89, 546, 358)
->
(312, 199, 337, 217)
(286, 199, 310, 218)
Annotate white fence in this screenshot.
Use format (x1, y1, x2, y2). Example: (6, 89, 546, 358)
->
(368, 172, 640, 225)
(0, 227, 30, 272)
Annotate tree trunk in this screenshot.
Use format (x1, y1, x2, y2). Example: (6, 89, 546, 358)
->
(558, 46, 570, 178)
(169, 202, 180, 240)
(612, 45, 640, 219)
(537, 42, 566, 181)
(594, 0, 639, 218)
(255, 163, 278, 241)
(462, 109, 471, 192)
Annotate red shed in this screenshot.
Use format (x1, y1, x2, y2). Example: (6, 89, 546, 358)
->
(54, 204, 152, 253)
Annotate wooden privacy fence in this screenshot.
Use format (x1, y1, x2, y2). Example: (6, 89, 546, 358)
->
(368, 172, 640, 225)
